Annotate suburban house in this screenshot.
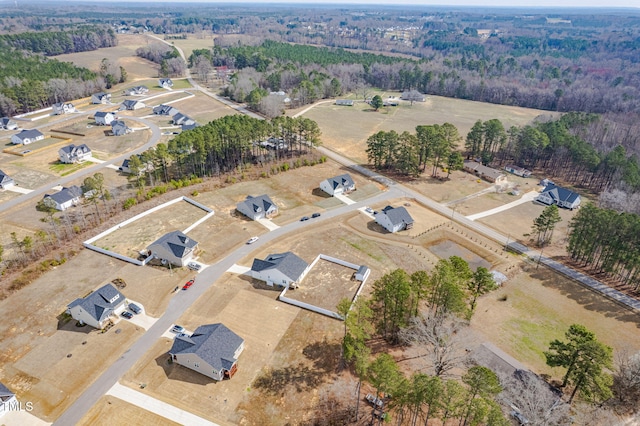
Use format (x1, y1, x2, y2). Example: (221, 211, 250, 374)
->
(91, 92, 111, 104)
(1, 116, 18, 130)
(251, 252, 311, 287)
(94, 111, 115, 126)
(42, 185, 82, 211)
(401, 91, 426, 102)
(463, 160, 507, 184)
(169, 323, 244, 381)
(181, 123, 197, 131)
(536, 183, 581, 210)
(120, 99, 145, 111)
(66, 283, 127, 329)
(119, 156, 154, 175)
(236, 194, 278, 221)
(0, 170, 15, 189)
(0, 382, 17, 417)
(374, 205, 414, 233)
(125, 85, 149, 95)
(152, 104, 179, 116)
(335, 99, 354, 106)
(11, 129, 44, 145)
(147, 230, 198, 267)
(159, 78, 174, 89)
(58, 144, 92, 164)
(111, 120, 131, 136)
(172, 112, 196, 127)
(52, 102, 76, 115)
(505, 164, 532, 178)
(319, 173, 356, 196)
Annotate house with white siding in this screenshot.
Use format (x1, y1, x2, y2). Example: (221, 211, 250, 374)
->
(0, 170, 15, 189)
(319, 173, 355, 196)
(66, 283, 127, 329)
(11, 129, 44, 145)
(374, 205, 414, 233)
(236, 194, 278, 221)
(536, 183, 581, 210)
(251, 251, 311, 287)
(59, 144, 92, 164)
(94, 111, 115, 126)
(147, 231, 198, 267)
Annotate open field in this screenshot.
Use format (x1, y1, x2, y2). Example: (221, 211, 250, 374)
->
(166, 36, 215, 60)
(92, 199, 211, 258)
(79, 395, 180, 426)
(165, 91, 237, 124)
(303, 94, 557, 164)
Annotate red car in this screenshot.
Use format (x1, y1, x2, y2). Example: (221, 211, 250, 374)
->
(182, 279, 195, 290)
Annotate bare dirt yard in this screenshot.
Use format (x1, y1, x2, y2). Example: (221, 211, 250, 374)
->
(78, 395, 180, 426)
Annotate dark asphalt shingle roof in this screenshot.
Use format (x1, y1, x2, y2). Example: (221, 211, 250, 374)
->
(44, 185, 82, 205)
(153, 105, 179, 116)
(325, 173, 354, 191)
(169, 323, 243, 372)
(149, 231, 198, 258)
(60, 144, 91, 156)
(94, 111, 113, 118)
(238, 194, 276, 215)
(251, 252, 309, 282)
(0, 169, 12, 184)
(67, 283, 124, 322)
(379, 205, 414, 227)
(14, 129, 43, 141)
(540, 183, 580, 204)
(0, 381, 14, 402)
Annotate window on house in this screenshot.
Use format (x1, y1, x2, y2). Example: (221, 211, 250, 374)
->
(194, 363, 199, 368)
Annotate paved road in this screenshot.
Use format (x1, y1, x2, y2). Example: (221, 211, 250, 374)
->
(52, 186, 401, 426)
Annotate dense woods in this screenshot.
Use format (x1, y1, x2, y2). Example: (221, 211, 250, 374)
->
(0, 27, 116, 56)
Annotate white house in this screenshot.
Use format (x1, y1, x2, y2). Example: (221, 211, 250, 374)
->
(52, 102, 76, 115)
(66, 283, 127, 329)
(111, 120, 131, 136)
(119, 156, 154, 175)
(147, 230, 198, 267)
(94, 111, 115, 126)
(91, 92, 111, 104)
(125, 85, 149, 96)
(251, 251, 311, 287)
(58, 144, 92, 164)
(0, 382, 17, 417)
(153, 104, 179, 116)
(11, 129, 44, 145)
(236, 194, 278, 221)
(374, 205, 414, 233)
(0, 170, 15, 189)
(463, 160, 507, 184)
(536, 183, 581, 210)
(120, 99, 145, 111)
(169, 323, 244, 381)
(319, 173, 356, 196)
(1, 117, 18, 130)
(172, 112, 196, 127)
(159, 78, 174, 89)
(505, 165, 532, 178)
(42, 185, 82, 211)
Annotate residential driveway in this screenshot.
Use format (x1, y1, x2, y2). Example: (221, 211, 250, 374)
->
(465, 190, 539, 221)
(106, 382, 218, 426)
(125, 312, 157, 331)
(334, 193, 356, 205)
(84, 157, 120, 170)
(226, 264, 251, 275)
(4, 185, 33, 194)
(256, 218, 280, 231)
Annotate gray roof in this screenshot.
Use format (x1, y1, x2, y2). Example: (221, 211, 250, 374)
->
(94, 111, 114, 118)
(44, 185, 82, 205)
(14, 129, 43, 141)
(325, 173, 354, 191)
(251, 252, 309, 282)
(111, 120, 129, 134)
(149, 230, 198, 259)
(238, 194, 276, 215)
(0, 169, 12, 183)
(122, 99, 138, 108)
(1, 117, 15, 126)
(60, 144, 90, 156)
(159, 78, 173, 85)
(169, 323, 243, 372)
(153, 104, 179, 116)
(67, 283, 125, 323)
(540, 183, 580, 204)
(93, 92, 109, 98)
(0, 381, 14, 402)
(379, 205, 414, 226)
(172, 112, 195, 125)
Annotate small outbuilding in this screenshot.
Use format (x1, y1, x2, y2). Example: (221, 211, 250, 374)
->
(335, 99, 354, 106)
(355, 265, 370, 282)
(505, 164, 532, 178)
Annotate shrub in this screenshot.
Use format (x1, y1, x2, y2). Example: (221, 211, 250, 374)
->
(123, 197, 137, 210)
(191, 190, 199, 197)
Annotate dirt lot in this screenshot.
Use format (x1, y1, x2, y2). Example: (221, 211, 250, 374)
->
(78, 395, 180, 426)
(92, 198, 211, 258)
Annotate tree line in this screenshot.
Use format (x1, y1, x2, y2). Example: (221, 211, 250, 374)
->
(135, 42, 186, 77)
(0, 27, 117, 56)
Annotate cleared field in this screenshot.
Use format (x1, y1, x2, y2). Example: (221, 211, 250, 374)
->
(78, 395, 180, 426)
(166, 36, 215, 60)
(167, 91, 237, 124)
(303, 94, 557, 164)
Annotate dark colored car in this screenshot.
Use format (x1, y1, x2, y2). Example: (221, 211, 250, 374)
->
(300, 216, 310, 221)
(311, 212, 321, 218)
(128, 303, 142, 314)
(121, 311, 133, 319)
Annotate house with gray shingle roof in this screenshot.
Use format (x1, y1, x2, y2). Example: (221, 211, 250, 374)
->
(120, 99, 145, 111)
(52, 102, 76, 115)
(59, 144, 92, 164)
(1, 116, 18, 130)
(66, 283, 127, 329)
(236, 194, 278, 221)
(94, 111, 115, 126)
(152, 104, 179, 116)
(172, 112, 196, 127)
(374, 205, 414, 233)
(111, 120, 131, 136)
(91, 92, 111, 104)
(536, 183, 581, 210)
(147, 230, 198, 267)
(159, 78, 174, 89)
(125, 85, 149, 96)
(42, 185, 82, 211)
(463, 160, 507, 184)
(11, 129, 44, 145)
(0, 170, 15, 190)
(319, 173, 355, 196)
(0, 381, 17, 417)
(169, 323, 244, 381)
(251, 251, 310, 287)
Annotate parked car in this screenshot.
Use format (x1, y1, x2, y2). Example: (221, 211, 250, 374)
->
(121, 311, 133, 319)
(172, 325, 185, 333)
(182, 279, 194, 290)
(247, 236, 259, 244)
(300, 216, 310, 221)
(365, 393, 384, 409)
(128, 303, 142, 314)
(187, 262, 201, 271)
(311, 212, 321, 218)
(365, 207, 373, 214)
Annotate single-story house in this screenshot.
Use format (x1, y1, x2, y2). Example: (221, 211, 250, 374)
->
(505, 165, 532, 178)
(59, 144, 92, 164)
(119, 156, 154, 175)
(251, 251, 311, 287)
(120, 99, 145, 111)
(172, 112, 196, 126)
(181, 123, 197, 131)
(111, 120, 131, 136)
(1, 116, 18, 130)
(43, 185, 83, 211)
(400, 91, 426, 102)
(463, 160, 507, 184)
(236, 194, 278, 221)
(91, 92, 111, 104)
(355, 265, 371, 282)
(125, 85, 149, 95)
(0, 170, 15, 189)
(319, 173, 356, 196)
(0, 382, 17, 417)
(159, 78, 174, 89)
(335, 99, 354, 106)
(52, 102, 76, 115)
(94, 111, 115, 126)
(147, 230, 198, 267)
(152, 104, 180, 116)
(66, 283, 127, 329)
(374, 205, 414, 233)
(169, 323, 244, 381)
(11, 129, 44, 145)
(536, 183, 581, 210)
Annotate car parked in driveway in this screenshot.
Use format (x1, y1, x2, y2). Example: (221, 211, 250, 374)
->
(172, 325, 185, 333)
(121, 311, 133, 319)
(187, 262, 201, 271)
(128, 303, 141, 314)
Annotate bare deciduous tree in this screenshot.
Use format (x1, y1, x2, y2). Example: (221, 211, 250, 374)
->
(613, 349, 640, 408)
